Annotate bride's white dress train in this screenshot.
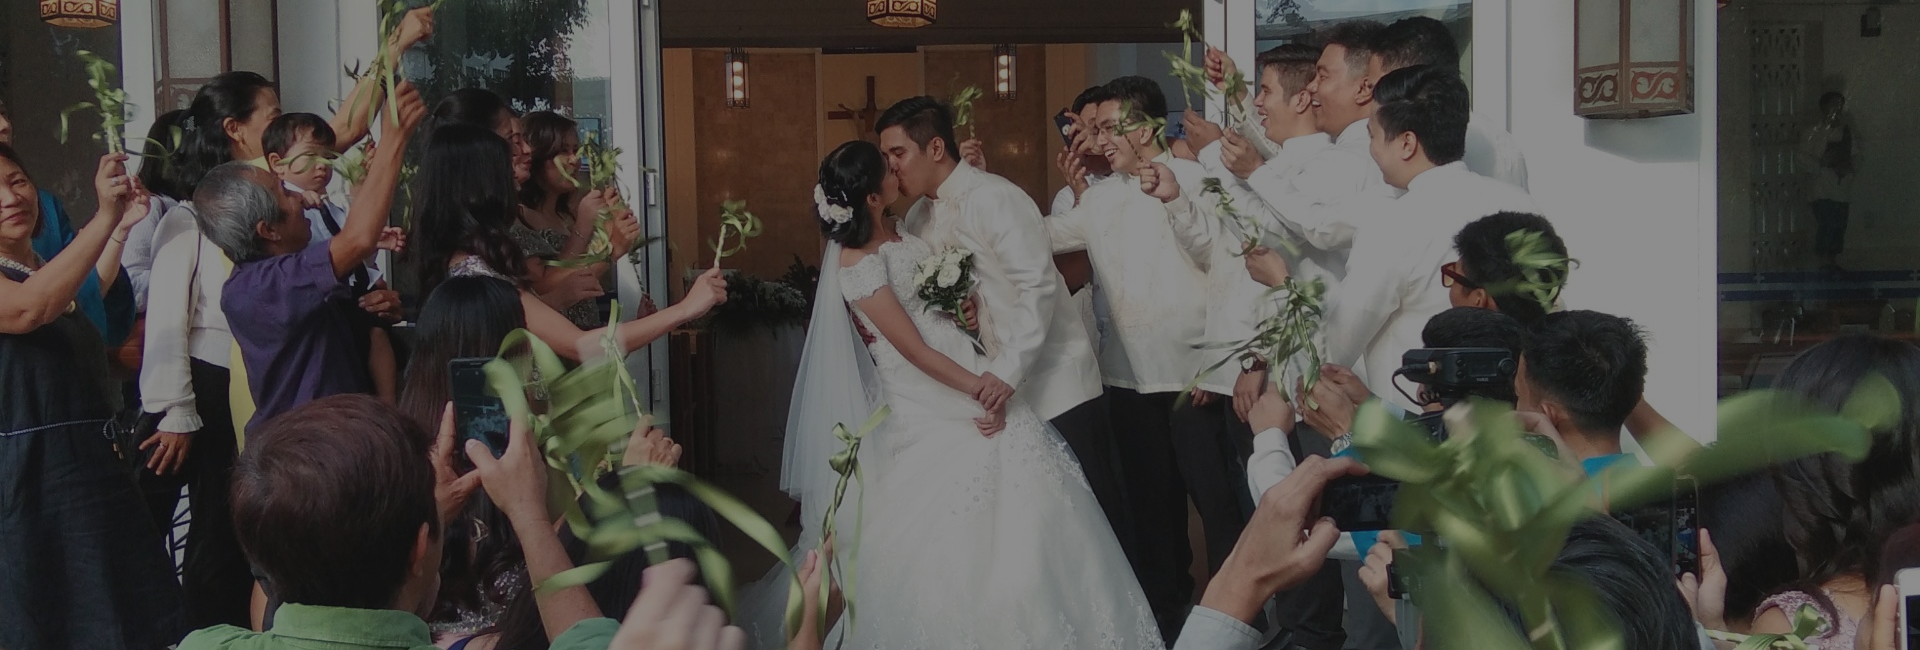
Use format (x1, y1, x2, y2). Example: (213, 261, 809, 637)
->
(833, 233, 1164, 650)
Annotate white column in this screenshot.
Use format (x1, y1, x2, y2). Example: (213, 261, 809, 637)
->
(613, 0, 672, 420)
(121, 0, 160, 173)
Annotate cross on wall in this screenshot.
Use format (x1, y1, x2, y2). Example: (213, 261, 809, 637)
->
(828, 76, 882, 144)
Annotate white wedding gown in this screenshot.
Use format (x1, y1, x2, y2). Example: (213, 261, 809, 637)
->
(834, 233, 1164, 650)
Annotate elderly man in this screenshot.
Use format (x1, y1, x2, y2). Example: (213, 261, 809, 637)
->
(192, 82, 426, 434)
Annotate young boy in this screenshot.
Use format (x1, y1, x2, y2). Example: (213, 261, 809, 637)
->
(263, 113, 399, 404)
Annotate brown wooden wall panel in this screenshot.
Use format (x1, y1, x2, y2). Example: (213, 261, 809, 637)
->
(924, 46, 1052, 209)
(692, 50, 821, 281)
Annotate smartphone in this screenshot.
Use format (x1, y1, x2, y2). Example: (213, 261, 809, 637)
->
(1323, 474, 1400, 532)
(1672, 476, 1701, 578)
(1054, 109, 1075, 146)
(450, 358, 509, 462)
(1899, 567, 1919, 650)
(1164, 116, 1188, 143)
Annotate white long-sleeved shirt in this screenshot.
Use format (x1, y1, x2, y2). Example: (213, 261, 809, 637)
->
(1047, 173, 1208, 394)
(1244, 119, 1403, 259)
(121, 194, 180, 313)
(903, 163, 1102, 420)
(139, 202, 234, 433)
(1178, 133, 1335, 393)
(1326, 162, 1537, 412)
(1050, 175, 1116, 356)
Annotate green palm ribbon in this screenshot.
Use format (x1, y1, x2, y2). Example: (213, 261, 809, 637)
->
(950, 86, 985, 141)
(784, 406, 890, 643)
(1707, 605, 1828, 650)
(712, 200, 763, 268)
(1348, 373, 1889, 650)
(550, 133, 654, 270)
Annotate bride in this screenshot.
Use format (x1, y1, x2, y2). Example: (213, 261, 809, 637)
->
(775, 140, 1164, 649)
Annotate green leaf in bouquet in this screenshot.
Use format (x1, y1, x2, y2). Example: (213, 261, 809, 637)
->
(58, 51, 131, 155)
(950, 85, 985, 141)
(712, 200, 763, 268)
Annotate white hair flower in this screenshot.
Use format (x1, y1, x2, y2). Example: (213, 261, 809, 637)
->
(814, 185, 854, 225)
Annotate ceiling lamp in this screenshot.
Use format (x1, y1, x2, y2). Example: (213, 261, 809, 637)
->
(40, 0, 118, 28)
(866, 0, 937, 29)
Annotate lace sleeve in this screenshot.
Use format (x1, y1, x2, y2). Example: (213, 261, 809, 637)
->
(839, 254, 889, 302)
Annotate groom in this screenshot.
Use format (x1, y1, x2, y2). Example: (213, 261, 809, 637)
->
(874, 97, 1135, 557)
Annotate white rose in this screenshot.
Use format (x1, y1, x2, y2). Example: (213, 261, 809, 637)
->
(914, 262, 937, 287)
(937, 263, 962, 288)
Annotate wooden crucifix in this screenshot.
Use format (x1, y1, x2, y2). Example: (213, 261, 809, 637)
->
(828, 76, 881, 143)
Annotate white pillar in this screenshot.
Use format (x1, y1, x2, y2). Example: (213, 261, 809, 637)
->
(121, 0, 159, 173)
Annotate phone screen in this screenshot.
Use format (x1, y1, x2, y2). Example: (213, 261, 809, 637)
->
(1055, 110, 1075, 146)
(1673, 476, 1701, 577)
(1323, 475, 1399, 532)
(450, 358, 509, 462)
(1905, 592, 1918, 650)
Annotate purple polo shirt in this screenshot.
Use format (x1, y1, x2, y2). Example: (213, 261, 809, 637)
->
(223, 244, 373, 433)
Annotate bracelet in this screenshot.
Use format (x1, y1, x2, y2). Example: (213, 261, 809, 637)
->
(110, 234, 127, 244)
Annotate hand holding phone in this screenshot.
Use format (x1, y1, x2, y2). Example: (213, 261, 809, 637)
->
(1322, 474, 1399, 532)
(450, 358, 509, 464)
(1899, 568, 1919, 650)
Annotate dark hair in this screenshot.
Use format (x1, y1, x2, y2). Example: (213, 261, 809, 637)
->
(1316, 20, 1386, 76)
(1494, 517, 1698, 650)
(1072, 85, 1118, 114)
(410, 123, 527, 297)
(817, 141, 885, 249)
(1373, 64, 1470, 166)
(1770, 334, 1920, 597)
(397, 276, 529, 627)
(518, 111, 579, 212)
(1255, 44, 1323, 97)
(138, 110, 188, 200)
(434, 88, 514, 134)
(262, 112, 338, 159)
(1820, 91, 1846, 112)
(1369, 17, 1461, 72)
(0, 144, 45, 239)
(231, 395, 438, 610)
(1699, 472, 1797, 627)
(1420, 307, 1526, 404)
(1521, 310, 1647, 435)
(875, 96, 961, 161)
(171, 71, 277, 194)
(1105, 76, 1170, 126)
(1455, 212, 1571, 326)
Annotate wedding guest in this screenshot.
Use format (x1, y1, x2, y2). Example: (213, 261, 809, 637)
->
(122, 109, 190, 314)
(0, 149, 184, 650)
(1696, 472, 1798, 633)
(1365, 16, 1530, 189)
(262, 112, 400, 404)
(1447, 212, 1569, 326)
(1050, 85, 1221, 639)
(140, 70, 282, 631)
(1515, 310, 1647, 472)
(1306, 65, 1536, 411)
(409, 123, 727, 361)
(1755, 334, 1920, 646)
(520, 111, 644, 327)
(1049, 85, 1118, 354)
(197, 82, 424, 434)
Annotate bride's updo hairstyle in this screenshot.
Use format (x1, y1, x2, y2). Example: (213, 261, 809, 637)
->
(817, 140, 885, 249)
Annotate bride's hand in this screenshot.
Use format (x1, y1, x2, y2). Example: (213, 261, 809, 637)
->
(974, 407, 1006, 438)
(972, 373, 1013, 413)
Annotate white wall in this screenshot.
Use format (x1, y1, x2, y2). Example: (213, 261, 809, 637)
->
(275, 2, 378, 121)
(1507, 0, 1720, 438)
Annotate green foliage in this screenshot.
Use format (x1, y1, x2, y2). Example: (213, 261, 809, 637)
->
(58, 50, 129, 155)
(1349, 377, 1891, 650)
(950, 86, 984, 141)
(712, 200, 763, 268)
(549, 133, 644, 270)
(1480, 229, 1578, 318)
(697, 271, 812, 332)
(1115, 100, 1170, 157)
(1182, 277, 1328, 408)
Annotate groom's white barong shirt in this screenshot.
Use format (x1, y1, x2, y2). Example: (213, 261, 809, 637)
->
(902, 162, 1103, 421)
(1045, 164, 1209, 395)
(1325, 162, 1537, 414)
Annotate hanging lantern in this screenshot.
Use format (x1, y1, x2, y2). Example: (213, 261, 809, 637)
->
(866, 0, 937, 29)
(39, 0, 119, 28)
(994, 45, 1018, 101)
(725, 48, 750, 109)
(1574, 0, 1694, 118)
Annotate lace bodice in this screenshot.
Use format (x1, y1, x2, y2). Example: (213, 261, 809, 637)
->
(839, 234, 984, 386)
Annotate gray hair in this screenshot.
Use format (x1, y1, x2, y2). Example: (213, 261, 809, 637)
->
(192, 161, 283, 262)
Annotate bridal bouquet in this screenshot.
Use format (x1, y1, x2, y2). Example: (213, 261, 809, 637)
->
(914, 247, 979, 333)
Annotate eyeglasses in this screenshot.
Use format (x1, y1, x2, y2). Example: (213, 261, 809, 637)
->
(1440, 261, 1479, 290)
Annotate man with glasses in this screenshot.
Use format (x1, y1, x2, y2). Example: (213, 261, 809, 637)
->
(1445, 212, 1569, 327)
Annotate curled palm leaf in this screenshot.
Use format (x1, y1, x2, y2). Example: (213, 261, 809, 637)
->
(58, 51, 131, 154)
(950, 86, 985, 141)
(712, 200, 763, 268)
(783, 406, 889, 643)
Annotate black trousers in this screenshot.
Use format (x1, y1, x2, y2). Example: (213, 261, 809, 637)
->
(1049, 394, 1136, 565)
(1107, 387, 1254, 642)
(137, 359, 253, 631)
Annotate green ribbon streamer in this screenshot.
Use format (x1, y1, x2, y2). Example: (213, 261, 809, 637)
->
(712, 200, 763, 268)
(59, 50, 130, 155)
(784, 406, 891, 644)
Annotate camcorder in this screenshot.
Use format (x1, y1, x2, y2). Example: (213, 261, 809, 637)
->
(1322, 348, 1518, 532)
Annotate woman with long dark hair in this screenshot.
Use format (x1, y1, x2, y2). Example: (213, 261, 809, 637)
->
(1753, 334, 1920, 646)
(408, 122, 726, 362)
(0, 147, 184, 650)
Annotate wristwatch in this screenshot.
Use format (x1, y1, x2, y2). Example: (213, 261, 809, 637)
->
(1330, 432, 1355, 455)
(1240, 356, 1268, 374)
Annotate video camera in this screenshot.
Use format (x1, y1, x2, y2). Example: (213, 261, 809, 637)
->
(1396, 348, 1518, 442)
